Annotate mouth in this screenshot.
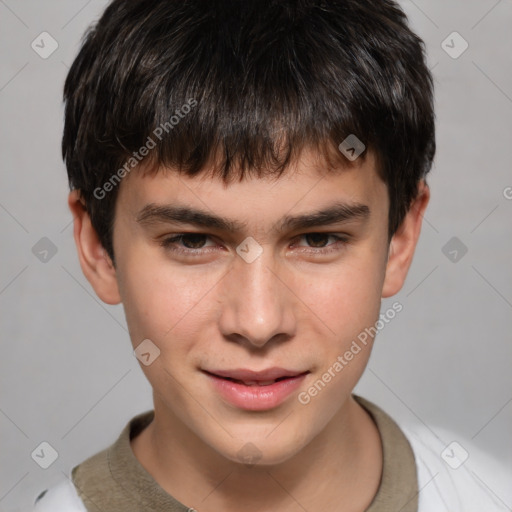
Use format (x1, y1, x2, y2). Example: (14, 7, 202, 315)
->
(202, 368, 310, 410)
(206, 374, 299, 386)
(204, 367, 309, 385)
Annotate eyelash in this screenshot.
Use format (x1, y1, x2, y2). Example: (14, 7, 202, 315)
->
(159, 233, 350, 257)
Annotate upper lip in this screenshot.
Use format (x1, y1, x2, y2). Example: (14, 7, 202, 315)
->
(204, 367, 309, 382)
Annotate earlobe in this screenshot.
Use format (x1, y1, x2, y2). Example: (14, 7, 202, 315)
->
(68, 190, 122, 305)
(381, 181, 430, 298)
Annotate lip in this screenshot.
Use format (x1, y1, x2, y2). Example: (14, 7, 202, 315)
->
(203, 368, 309, 411)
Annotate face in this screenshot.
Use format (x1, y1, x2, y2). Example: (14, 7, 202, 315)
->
(107, 147, 390, 463)
(72, 146, 428, 467)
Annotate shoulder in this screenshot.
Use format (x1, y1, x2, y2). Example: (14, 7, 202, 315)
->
(30, 410, 154, 511)
(31, 444, 111, 511)
(399, 421, 511, 512)
(31, 477, 86, 512)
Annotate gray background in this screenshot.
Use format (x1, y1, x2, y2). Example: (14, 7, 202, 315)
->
(1, 1, 511, 510)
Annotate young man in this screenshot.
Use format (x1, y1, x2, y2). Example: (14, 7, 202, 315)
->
(32, 0, 509, 511)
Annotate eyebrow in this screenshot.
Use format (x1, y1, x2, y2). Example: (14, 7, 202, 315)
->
(136, 201, 370, 234)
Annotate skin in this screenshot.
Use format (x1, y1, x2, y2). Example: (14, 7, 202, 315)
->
(69, 146, 429, 512)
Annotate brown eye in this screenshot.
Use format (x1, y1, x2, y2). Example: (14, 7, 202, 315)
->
(160, 233, 217, 255)
(293, 233, 350, 255)
(303, 233, 331, 248)
(178, 234, 208, 249)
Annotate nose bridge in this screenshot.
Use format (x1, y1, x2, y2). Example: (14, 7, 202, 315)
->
(218, 245, 295, 347)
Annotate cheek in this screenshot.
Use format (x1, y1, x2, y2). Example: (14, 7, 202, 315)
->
(296, 265, 383, 420)
(117, 249, 219, 347)
(296, 255, 384, 344)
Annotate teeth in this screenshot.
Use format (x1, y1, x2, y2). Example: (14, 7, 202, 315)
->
(243, 380, 276, 386)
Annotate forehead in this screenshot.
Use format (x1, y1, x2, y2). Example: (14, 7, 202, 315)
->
(116, 147, 388, 233)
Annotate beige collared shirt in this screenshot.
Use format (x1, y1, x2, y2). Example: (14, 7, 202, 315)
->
(71, 395, 418, 511)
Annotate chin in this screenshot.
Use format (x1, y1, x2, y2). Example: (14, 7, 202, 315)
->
(211, 428, 308, 468)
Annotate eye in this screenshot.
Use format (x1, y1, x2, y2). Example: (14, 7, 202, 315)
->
(293, 233, 350, 254)
(160, 232, 350, 257)
(159, 233, 216, 256)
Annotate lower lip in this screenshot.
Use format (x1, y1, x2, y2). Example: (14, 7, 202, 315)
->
(205, 372, 308, 411)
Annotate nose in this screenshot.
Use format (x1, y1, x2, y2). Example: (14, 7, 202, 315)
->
(217, 246, 297, 349)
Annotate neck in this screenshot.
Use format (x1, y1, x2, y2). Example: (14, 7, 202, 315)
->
(131, 395, 382, 512)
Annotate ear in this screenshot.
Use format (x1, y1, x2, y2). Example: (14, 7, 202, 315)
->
(382, 180, 430, 298)
(68, 190, 121, 305)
